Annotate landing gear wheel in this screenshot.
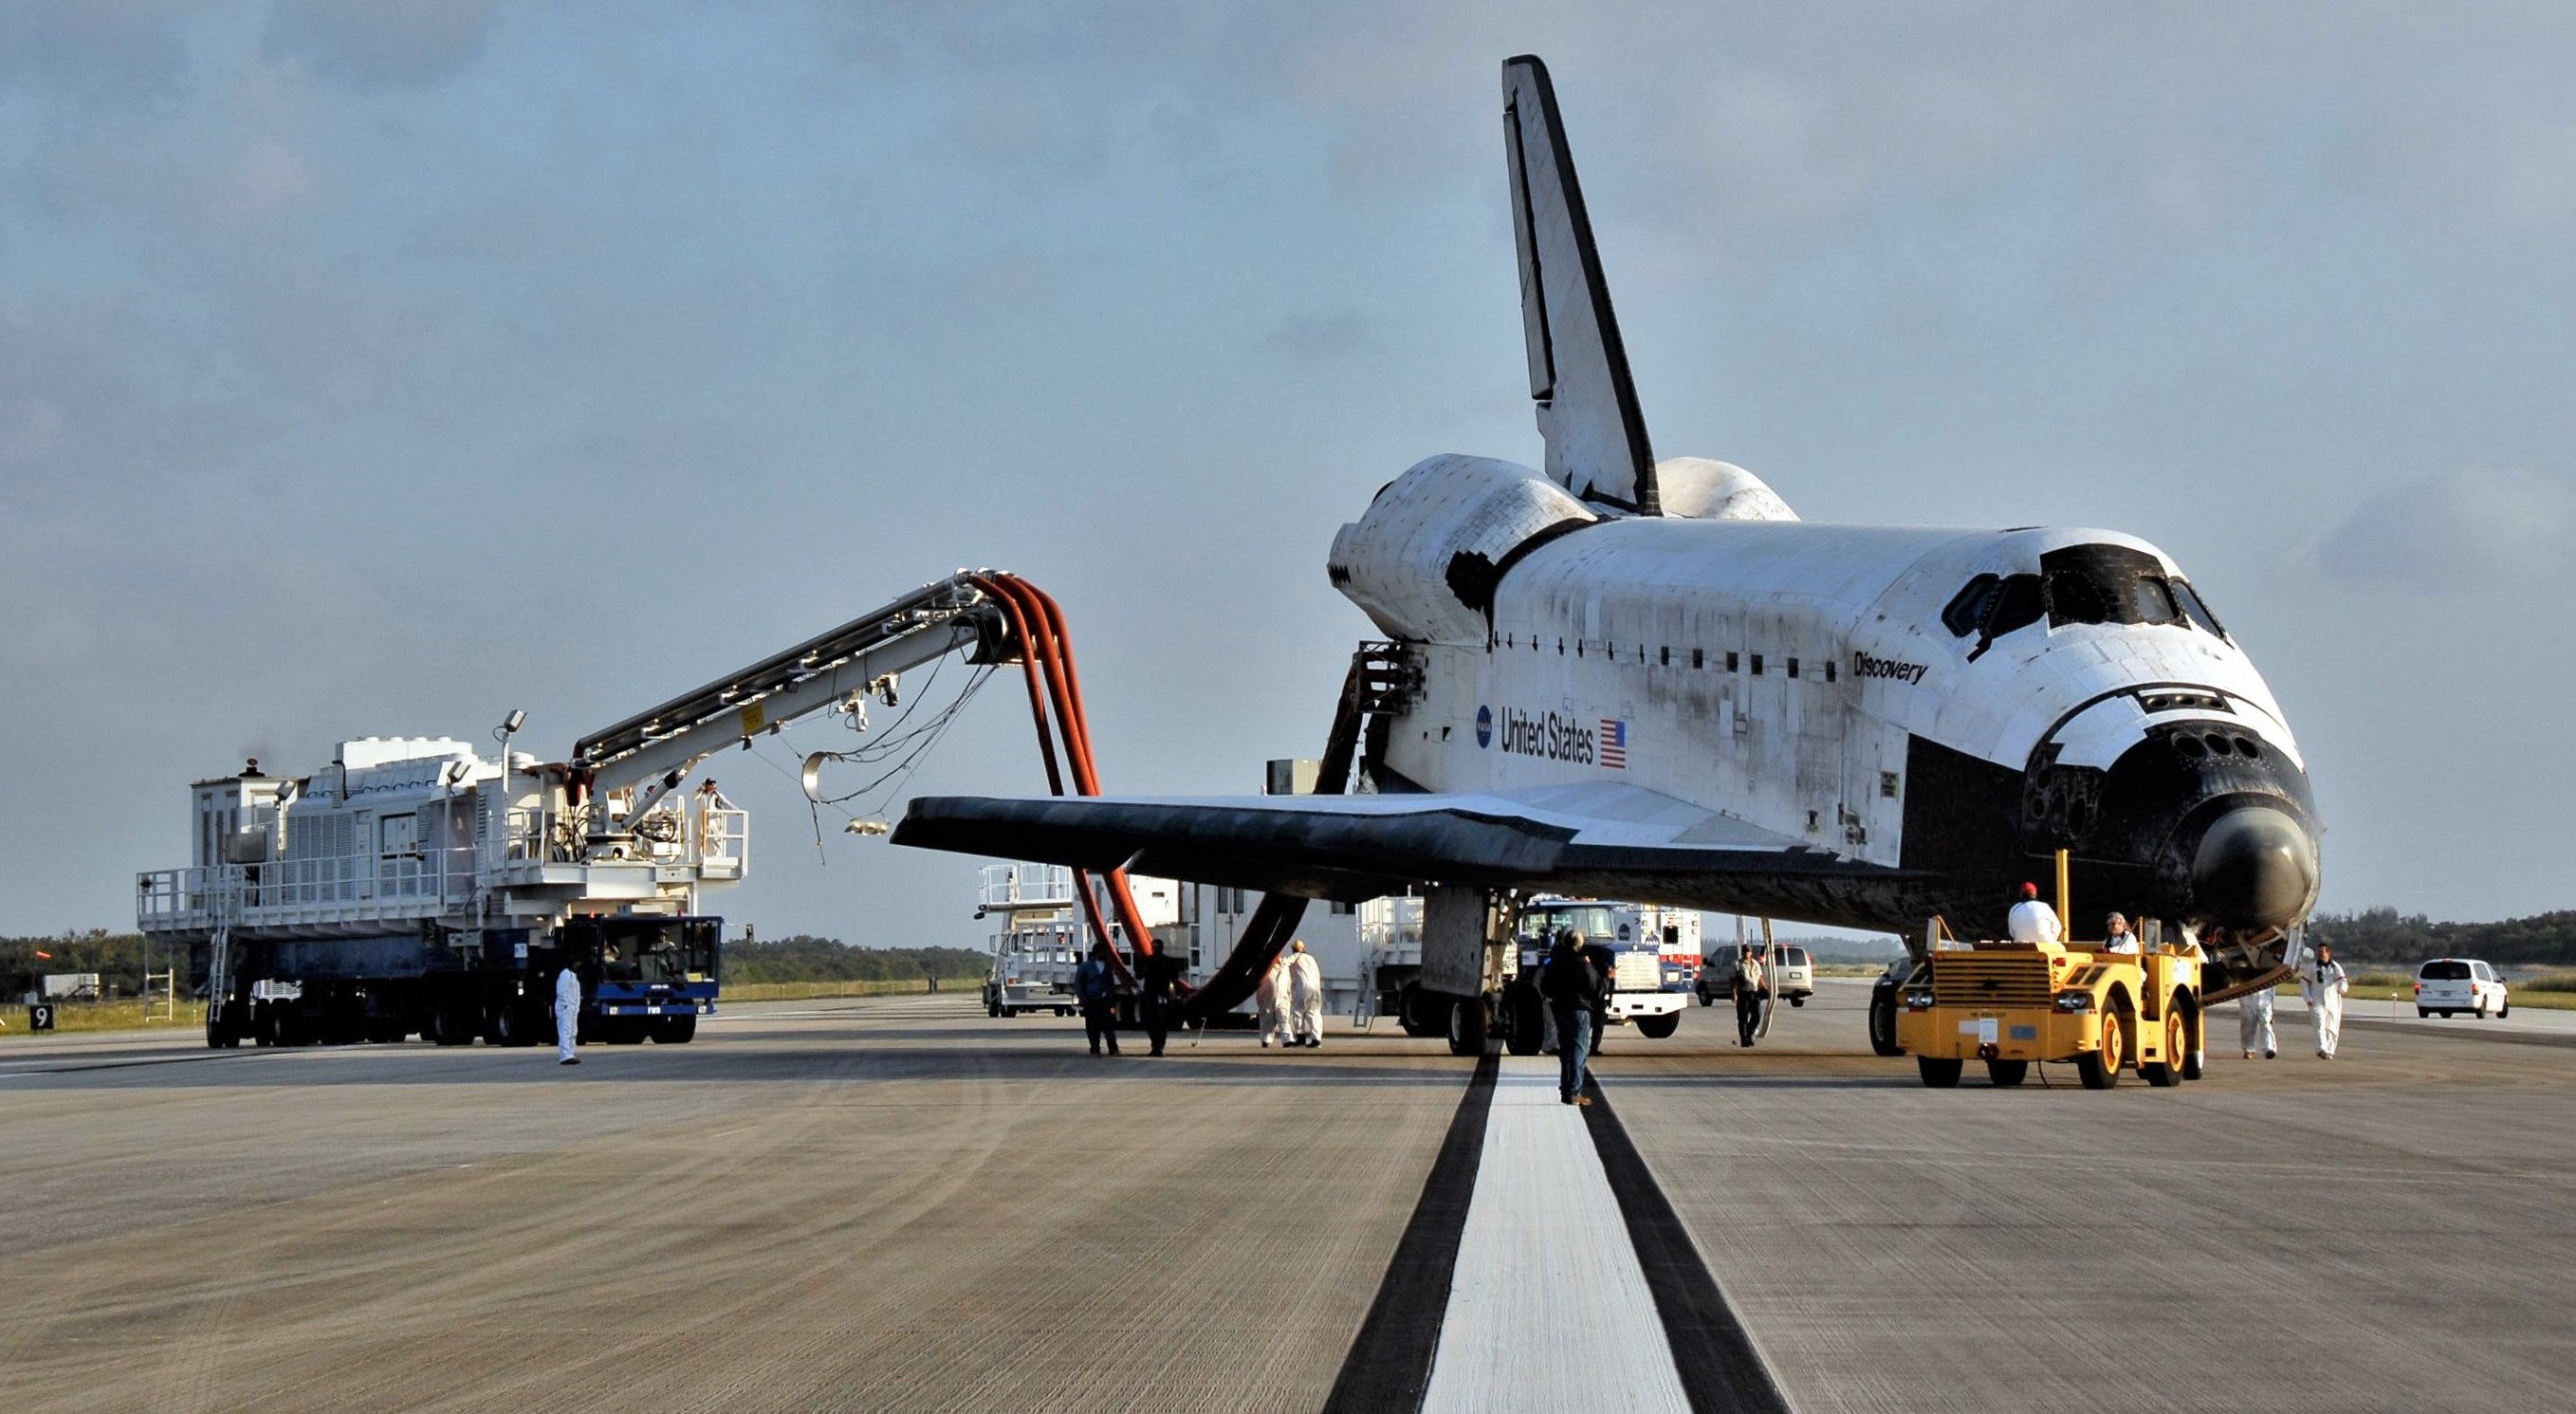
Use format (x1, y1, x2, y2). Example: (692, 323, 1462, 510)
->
(1868, 988, 1904, 1057)
(2143, 1006, 2185, 1088)
(1504, 986, 1544, 1056)
(1445, 995, 1492, 1057)
(2078, 1001, 2130, 1090)
(1985, 1058, 2028, 1087)
(1634, 1012, 1680, 1040)
(1917, 1056, 1963, 1088)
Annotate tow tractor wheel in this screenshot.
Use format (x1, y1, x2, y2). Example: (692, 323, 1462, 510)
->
(1985, 1058, 2028, 1087)
(1634, 1012, 1680, 1040)
(1867, 990, 1904, 1057)
(1917, 1056, 1963, 1088)
(2078, 1001, 2129, 1090)
(2142, 1006, 2185, 1088)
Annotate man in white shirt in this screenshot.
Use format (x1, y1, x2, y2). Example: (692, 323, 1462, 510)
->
(2006, 883, 2062, 945)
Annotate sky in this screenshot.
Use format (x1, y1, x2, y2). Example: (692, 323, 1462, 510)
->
(5, 1, 2572, 947)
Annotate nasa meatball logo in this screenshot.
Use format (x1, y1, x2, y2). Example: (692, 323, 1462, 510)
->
(1475, 705, 1494, 748)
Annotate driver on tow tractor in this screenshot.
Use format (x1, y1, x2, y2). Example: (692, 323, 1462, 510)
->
(2007, 883, 2062, 945)
(2103, 912, 2140, 954)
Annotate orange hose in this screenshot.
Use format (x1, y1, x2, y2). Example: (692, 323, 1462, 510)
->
(976, 574, 1157, 982)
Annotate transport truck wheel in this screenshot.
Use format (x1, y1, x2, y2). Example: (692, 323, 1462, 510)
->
(653, 1016, 697, 1044)
(1917, 1056, 1962, 1088)
(1395, 982, 1433, 1038)
(1446, 995, 1493, 1057)
(1504, 986, 1543, 1056)
(1790, 997, 1806, 1008)
(1634, 1013, 1680, 1040)
(1984, 1058, 2027, 1087)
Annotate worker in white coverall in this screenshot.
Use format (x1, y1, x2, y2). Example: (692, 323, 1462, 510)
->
(2302, 942, 2349, 1059)
(1259, 955, 1294, 1049)
(2240, 981, 2278, 1059)
(2007, 882, 2062, 944)
(1287, 940, 1325, 1049)
(554, 964, 583, 1066)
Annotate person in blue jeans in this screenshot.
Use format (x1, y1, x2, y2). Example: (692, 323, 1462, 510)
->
(1073, 942, 1122, 1056)
(1538, 932, 1602, 1106)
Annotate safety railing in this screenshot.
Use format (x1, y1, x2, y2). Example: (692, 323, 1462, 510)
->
(137, 846, 479, 931)
(979, 863, 1076, 912)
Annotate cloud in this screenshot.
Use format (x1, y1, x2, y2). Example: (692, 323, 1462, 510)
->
(1263, 309, 1374, 361)
(2309, 470, 2574, 589)
(262, 0, 494, 87)
(0, 0, 193, 98)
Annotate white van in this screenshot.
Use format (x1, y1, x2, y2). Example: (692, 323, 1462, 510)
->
(2415, 958, 2510, 1019)
(1697, 944, 1815, 1007)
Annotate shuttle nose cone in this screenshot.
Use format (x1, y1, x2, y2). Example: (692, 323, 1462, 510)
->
(2190, 805, 2317, 930)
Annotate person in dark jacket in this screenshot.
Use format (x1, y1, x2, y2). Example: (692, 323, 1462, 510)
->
(1580, 934, 1616, 1056)
(1074, 942, 1122, 1056)
(1538, 934, 1603, 1106)
(1731, 945, 1767, 1048)
(1140, 950, 1176, 1057)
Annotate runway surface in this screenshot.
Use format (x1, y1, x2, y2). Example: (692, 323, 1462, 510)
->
(3, 984, 2570, 1412)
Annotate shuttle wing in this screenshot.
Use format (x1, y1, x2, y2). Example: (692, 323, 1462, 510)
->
(893, 780, 1894, 905)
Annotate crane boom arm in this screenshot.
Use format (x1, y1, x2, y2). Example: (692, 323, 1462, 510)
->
(573, 572, 1009, 801)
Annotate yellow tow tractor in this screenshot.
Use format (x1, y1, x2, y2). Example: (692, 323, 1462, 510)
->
(1891, 853, 2206, 1091)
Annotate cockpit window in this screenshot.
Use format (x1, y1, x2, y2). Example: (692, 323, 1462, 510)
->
(1985, 574, 2046, 638)
(2171, 579, 2228, 640)
(2039, 544, 2183, 629)
(1941, 575, 1999, 637)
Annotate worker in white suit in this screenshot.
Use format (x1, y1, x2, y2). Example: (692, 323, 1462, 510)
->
(2302, 942, 2349, 1059)
(554, 964, 583, 1066)
(1259, 954, 1294, 1049)
(2006, 882, 2062, 945)
(1287, 940, 1325, 1049)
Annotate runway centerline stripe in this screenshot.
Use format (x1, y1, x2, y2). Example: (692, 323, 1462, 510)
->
(1322, 1053, 1497, 1414)
(1421, 1059, 1690, 1414)
(1583, 1076, 1794, 1414)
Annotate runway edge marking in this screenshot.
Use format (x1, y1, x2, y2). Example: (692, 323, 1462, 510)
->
(1321, 1053, 1499, 1414)
(1581, 1077, 1795, 1414)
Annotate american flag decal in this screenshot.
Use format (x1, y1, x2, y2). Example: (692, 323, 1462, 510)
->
(1599, 718, 1628, 769)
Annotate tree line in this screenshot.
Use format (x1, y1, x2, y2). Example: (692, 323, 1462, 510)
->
(2307, 908, 2576, 967)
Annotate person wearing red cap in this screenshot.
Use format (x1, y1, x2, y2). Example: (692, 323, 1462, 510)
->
(2007, 882, 2062, 945)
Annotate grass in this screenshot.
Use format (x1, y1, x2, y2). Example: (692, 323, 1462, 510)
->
(0, 998, 205, 1039)
(0, 978, 972, 1040)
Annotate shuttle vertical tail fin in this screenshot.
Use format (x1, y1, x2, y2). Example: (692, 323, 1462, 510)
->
(1502, 54, 1658, 515)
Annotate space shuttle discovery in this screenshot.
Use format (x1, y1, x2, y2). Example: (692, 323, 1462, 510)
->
(896, 56, 2321, 991)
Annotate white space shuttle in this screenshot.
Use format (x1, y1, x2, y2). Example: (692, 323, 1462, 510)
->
(896, 56, 2320, 988)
